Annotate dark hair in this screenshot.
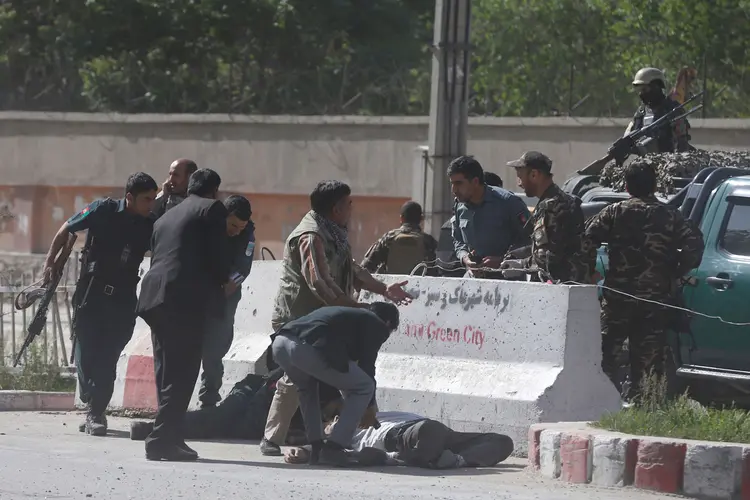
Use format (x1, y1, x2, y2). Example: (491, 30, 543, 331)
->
(400, 201, 423, 225)
(125, 172, 158, 197)
(310, 180, 351, 215)
(447, 155, 484, 183)
(368, 301, 400, 331)
(188, 168, 222, 197)
(224, 195, 252, 221)
(484, 171, 503, 188)
(625, 161, 657, 198)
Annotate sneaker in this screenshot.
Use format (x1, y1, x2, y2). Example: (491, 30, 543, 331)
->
(260, 437, 282, 456)
(84, 413, 107, 437)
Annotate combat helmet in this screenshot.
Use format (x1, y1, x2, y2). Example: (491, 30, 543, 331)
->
(632, 67, 666, 87)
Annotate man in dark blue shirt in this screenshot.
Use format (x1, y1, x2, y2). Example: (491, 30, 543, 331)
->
(271, 302, 400, 466)
(199, 195, 256, 408)
(43, 172, 158, 437)
(448, 156, 531, 276)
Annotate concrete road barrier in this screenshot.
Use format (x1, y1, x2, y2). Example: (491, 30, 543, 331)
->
(92, 260, 620, 456)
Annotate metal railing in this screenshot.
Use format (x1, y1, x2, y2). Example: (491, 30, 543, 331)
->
(0, 253, 78, 368)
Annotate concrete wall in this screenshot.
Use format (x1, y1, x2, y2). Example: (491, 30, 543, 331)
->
(1, 112, 749, 255)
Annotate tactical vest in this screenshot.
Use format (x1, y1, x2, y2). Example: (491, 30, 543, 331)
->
(632, 98, 684, 153)
(386, 231, 427, 275)
(271, 211, 354, 330)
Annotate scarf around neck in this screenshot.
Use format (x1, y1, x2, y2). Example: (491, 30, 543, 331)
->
(312, 211, 350, 254)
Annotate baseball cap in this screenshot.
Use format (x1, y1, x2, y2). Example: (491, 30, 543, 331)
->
(507, 151, 553, 174)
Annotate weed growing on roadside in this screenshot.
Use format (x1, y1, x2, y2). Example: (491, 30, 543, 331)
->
(594, 371, 750, 443)
(0, 345, 75, 392)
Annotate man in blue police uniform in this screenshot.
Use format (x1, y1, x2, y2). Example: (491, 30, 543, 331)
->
(199, 195, 256, 408)
(42, 172, 158, 437)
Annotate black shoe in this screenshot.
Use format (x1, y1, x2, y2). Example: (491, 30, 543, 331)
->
(317, 442, 359, 467)
(129, 421, 154, 441)
(260, 437, 282, 456)
(84, 413, 107, 437)
(177, 441, 198, 458)
(145, 445, 199, 462)
(78, 421, 86, 433)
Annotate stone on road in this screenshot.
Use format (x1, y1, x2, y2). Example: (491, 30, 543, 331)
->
(0, 412, 674, 500)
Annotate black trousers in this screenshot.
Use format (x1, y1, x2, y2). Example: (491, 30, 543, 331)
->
(74, 305, 135, 416)
(394, 419, 514, 468)
(199, 290, 241, 407)
(142, 304, 205, 451)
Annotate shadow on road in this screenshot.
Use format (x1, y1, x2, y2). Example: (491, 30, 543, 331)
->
(196, 457, 524, 476)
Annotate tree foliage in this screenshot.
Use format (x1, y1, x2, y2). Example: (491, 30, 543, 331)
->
(0, 0, 748, 117)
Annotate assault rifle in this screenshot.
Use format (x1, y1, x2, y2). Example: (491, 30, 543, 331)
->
(13, 233, 78, 367)
(577, 91, 706, 176)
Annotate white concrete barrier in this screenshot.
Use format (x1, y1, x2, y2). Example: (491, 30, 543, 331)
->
(92, 260, 620, 456)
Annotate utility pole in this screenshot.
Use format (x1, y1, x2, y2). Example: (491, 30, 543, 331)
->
(421, 0, 472, 236)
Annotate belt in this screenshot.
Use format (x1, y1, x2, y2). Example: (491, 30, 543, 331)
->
(383, 419, 422, 452)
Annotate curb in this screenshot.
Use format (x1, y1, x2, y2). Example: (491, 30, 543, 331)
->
(0, 391, 76, 411)
(529, 423, 748, 499)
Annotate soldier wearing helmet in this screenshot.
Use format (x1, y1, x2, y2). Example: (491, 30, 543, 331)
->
(624, 67, 692, 153)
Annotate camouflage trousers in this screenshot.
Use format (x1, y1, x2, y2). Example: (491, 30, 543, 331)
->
(600, 296, 672, 401)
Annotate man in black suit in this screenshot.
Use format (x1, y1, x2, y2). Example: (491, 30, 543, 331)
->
(137, 168, 230, 462)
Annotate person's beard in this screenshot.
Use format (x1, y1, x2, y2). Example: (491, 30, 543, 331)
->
(640, 89, 664, 108)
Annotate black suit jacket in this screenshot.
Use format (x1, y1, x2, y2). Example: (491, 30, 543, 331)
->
(137, 194, 230, 318)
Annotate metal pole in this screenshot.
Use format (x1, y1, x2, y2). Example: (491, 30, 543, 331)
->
(424, 0, 472, 236)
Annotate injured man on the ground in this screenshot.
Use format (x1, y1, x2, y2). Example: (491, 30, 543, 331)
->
(284, 410, 514, 469)
(129, 369, 514, 468)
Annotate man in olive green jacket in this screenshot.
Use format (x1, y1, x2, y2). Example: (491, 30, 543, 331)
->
(260, 180, 412, 456)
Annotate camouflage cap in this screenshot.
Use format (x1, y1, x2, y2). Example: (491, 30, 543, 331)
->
(507, 151, 553, 174)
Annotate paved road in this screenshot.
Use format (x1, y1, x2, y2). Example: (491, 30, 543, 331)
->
(0, 412, 675, 500)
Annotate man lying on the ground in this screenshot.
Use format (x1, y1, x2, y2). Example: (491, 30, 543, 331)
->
(283, 411, 514, 469)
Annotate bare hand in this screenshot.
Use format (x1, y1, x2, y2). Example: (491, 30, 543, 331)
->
(359, 405, 380, 429)
(462, 255, 479, 268)
(481, 256, 503, 269)
(162, 179, 172, 196)
(223, 280, 238, 297)
(384, 281, 412, 305)
(284, 447, 310, 464)
(42, 263, 56, 284)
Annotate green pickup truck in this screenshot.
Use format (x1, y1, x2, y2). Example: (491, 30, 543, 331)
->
(594, 167, 750, 402)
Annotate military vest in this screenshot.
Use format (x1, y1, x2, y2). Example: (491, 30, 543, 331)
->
(271, 211, 354, 330)
(386, 230, 426, 275)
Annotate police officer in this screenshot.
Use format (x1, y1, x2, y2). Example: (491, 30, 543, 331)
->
(501, 151, 590, 283)
(361, 201, 438, 276)
(620, 68, 692, 155)
(199, 195, 256, 408)
(584, 161, 704, 402)
(42, 172, 158, 436)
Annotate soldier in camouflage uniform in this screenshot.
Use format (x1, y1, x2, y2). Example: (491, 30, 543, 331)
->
(361, 201, 438, 276)
(500, 151, 590, 283)
(584, 160, 704, 402)
(620, 68, 692, 155)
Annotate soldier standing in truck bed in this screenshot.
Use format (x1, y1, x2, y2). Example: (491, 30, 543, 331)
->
(361, 201, 438, 276)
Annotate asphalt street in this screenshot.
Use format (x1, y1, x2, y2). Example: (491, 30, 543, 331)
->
(0, 412, 676, 500)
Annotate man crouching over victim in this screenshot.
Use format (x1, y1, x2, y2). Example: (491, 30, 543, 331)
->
(285, 412, 514, 469)
(271, 302, 400, 466)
